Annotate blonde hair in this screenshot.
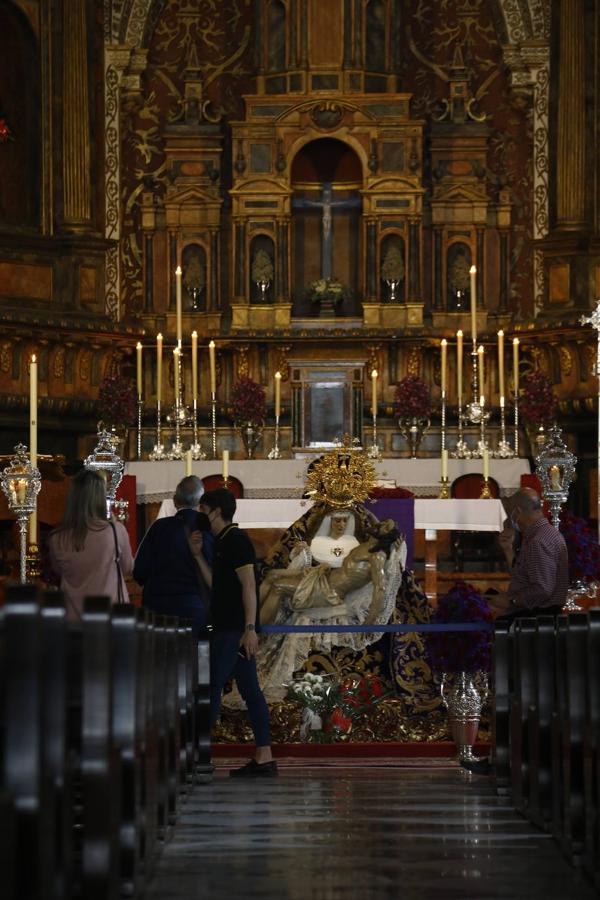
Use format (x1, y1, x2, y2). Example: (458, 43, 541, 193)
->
(53, 469, 108, 551)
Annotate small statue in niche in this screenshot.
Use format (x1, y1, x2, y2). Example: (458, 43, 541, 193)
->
(251, 249, 274, 301)
(381, 245, 404, 302)
(183, 249, 206, 311)
(448, 251, 470, 310)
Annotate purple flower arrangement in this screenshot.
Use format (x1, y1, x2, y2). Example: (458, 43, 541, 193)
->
(425, 581, 493, 674)
(520, 371, 556, 427)
(394, 375, 432, 419)
(560, 510, 600, 583)
(231, 376, 266, 425)
(95, 374, 137, 429)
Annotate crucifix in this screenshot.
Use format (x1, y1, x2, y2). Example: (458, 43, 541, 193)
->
(581, 298, 600, 538)
(292, 181, 362, 280)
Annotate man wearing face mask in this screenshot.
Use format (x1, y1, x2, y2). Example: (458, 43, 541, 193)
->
(133, 475, 214, 636)
(488, 487, 568, 619)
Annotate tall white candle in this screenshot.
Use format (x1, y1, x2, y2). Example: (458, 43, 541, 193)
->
(456, 330, 463, 402)
(513, 338, 520, 393)
(477, 345, 485, 396)
(136, 342, 143, 395)
(275, 371, 281, 418)
(470, 264, 477, 344)
(185, 449, 192, 477)
(222, 449, 229, 480)
(173, 348, 180, 399)
(209, 340, 216, 394)
(441, 448, 448, 479)
(371, 369, 378, 416)
(175, 265, 183, 347)
(29, 354, 38, 544)
(440, 339, 447, 393)
(191, 331, 198, 402)
(497, 330, 505, 401)
(483, 448, 490, 480)
(156, 333, 163, 403)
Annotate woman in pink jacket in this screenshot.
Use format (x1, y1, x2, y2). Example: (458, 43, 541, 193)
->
(49, 468, 133, 619)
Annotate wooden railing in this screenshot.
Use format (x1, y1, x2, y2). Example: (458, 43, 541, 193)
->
(493, 610, 600, 887)
(0, 585, 211, 900)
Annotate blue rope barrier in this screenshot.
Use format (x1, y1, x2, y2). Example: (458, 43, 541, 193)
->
(262, 622, 493, 634)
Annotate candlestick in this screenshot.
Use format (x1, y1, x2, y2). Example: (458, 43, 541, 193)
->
(136, 394, 143, 460)
(29, 355, 38, 546)
(222, 449, 229, 481)
(497, 330, 505, 400)
(440, 340, 447, 394)
(274, 370, 281, 418)
(470, 264, 477, 344)
(477, 345, 484, 394)
(456, 330, 463, 402)
(189, 396, 207, 460)
(173, 348, 180, 399)
(371, 369, 378, 417)
(441, 448, 448, 479)
(176, 266, 183, 347)
(149, 399, 167, 460)
(211, 391, 217, 458)
(185, 449, 193, 477)
(480, 449, 492, 498)
(513, 338, 519, 393)
(191, 331, 198, 402)
(439, 449, 449, 499)
(156, 333, 163, 403)
(209, 340, 216, 394)
(136, 342, 143, 395)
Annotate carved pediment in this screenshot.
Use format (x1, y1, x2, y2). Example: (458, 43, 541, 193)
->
(164, 184, 221, 206)
(431, 183, 489, 204)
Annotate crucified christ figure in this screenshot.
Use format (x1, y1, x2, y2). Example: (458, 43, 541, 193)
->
(292, 181, 362, 280)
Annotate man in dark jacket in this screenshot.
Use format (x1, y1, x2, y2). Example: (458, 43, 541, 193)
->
(133, 475, 213, 634)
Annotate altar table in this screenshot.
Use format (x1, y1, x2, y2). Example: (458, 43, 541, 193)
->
(156, 497, 506, 601)
(127, 458, 530, 502)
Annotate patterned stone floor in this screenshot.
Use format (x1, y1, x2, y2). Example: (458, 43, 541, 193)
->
(146, 763, 596, 900)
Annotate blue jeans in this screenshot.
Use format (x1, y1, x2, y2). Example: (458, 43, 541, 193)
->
(210, 630, 271, 746)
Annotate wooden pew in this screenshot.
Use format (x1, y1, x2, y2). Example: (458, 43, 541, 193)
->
(584, 608, 600, 885)
(492, 616, 512, 795)
(509, 617, 537, 812)
(526, 615, 556, 831)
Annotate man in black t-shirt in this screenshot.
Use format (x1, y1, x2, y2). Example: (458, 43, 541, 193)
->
(189, 487, 277, 778)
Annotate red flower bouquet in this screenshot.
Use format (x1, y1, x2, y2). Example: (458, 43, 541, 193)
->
(394, 375, 432, 419)
(286, 672, 390, 742)
(520, 371, 556, 427)
(425, 581, 493, 675)
(231, 376, 266, 425)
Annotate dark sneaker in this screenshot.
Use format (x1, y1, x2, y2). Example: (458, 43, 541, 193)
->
(229, 759, 278, 779)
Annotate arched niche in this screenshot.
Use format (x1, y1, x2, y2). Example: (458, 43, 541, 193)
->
(290, 138, 363, 317)
(380, 233, 406, 303)
(0, 2, 40, 229)
(182, 243, 207, 312)
(446, 241, 473, 312)
(249, 235, 275, 304)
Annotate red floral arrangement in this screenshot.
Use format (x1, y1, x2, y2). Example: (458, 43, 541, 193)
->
(0, 117, 13, 143)
(560, 510, 600, 583)
(231, 376, 266, 425)
(519, 371, 556, 427)
(287, 672, 390, 742)
(95, 374, 137, 429)
(394, 375, 432, 419)
(425, 581, 493, 674)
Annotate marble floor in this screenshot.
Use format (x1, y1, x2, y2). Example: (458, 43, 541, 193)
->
(146, 763, 596, 900)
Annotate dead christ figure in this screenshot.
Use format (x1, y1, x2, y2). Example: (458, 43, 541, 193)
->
(259, 518, 401, 626)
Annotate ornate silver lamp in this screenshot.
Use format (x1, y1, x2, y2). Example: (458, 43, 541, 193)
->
(84, 426, 125, 518)
(534, 424, 577, 528)
(0, 444, 42, 584)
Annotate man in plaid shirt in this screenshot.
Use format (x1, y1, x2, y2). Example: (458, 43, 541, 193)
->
(490, 488, 568, 618)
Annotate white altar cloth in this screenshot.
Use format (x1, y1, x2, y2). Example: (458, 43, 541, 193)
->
(127, 458, 530, 503)
(157, 497, 506, 532)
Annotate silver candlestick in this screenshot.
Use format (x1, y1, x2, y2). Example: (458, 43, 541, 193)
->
(495, 396, 515, 458)
(367, 409, 382, 460)
(513, 390, 520, 456)
(149, 400, 167, 461)
(211, 391, 217, 459)
(137, 395, 143, 460)
(169, 397, 185, 460)
(0, 445, 42, 584)
(268, 413, 283, 459)
(441, 389, 447, 452)
(190, 398, 207, 459)
(452, 396, 471, 458)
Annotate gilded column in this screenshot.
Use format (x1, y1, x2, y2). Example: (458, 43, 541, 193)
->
(433, 228, 443, 309)
(365, 220, 377, 300)
(476, 229, 485, 307)
(211, 230, 220, 310)
(555, 0, 586, 229)
(408, 221, 421, 300)
(62, 0, 91, 227)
